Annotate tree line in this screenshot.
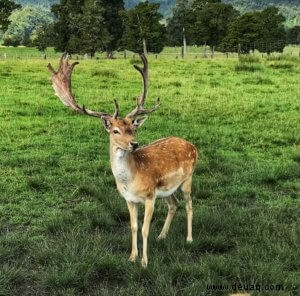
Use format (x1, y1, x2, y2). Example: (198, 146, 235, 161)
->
(1, 0, 299, 56)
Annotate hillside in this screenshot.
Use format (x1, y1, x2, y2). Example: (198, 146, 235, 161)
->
(15, 0, 56, 6)
(14, 0, 300, 26)
(223, 0, 300, 26)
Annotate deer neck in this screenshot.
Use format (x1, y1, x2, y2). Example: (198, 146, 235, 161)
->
(109, 142, 134, 184)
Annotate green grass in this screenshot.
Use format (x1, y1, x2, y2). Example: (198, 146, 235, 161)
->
(0, 53, 299, 295)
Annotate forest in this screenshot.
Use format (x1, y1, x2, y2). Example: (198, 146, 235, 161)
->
(1, 0, 299, 56)
(13, 0, 300, 26)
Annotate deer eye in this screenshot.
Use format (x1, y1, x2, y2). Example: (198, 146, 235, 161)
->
(113, 129, 120, 134)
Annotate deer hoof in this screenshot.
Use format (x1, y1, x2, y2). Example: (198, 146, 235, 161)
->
(157, 233, 166, 240)
(129, 253, 138, 262)
(141, 258, 148, 268)
(187, 237, 193, 243)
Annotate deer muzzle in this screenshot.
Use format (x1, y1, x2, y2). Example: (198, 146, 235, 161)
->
(130, 141, 139, 151)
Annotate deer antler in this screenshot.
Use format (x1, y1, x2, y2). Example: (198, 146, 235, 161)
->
(126, 54, 160, 118)
(47, 54, 119, 118)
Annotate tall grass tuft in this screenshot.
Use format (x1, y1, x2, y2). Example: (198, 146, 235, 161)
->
(235, 54, 263, 72)
(267, 61, 294, 70)
(234, 63, 263, 72)
(238, 54, 261, 64)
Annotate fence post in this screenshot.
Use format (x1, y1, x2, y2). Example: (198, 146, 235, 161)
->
(211, 46, 215, 58)
(238, 43, 241, 56)
(202, 42, 207, 58)
(182, 27, 186, 59)
(124, 50, 127, 59)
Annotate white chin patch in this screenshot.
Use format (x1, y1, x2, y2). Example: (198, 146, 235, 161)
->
(116, 148, 125, 156)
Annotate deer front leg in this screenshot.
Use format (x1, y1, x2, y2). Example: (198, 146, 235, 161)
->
(126, 201, 138, 262)
(141, 198, 155, 268)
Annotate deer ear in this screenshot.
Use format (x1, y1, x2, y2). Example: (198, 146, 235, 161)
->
(132, 116, 148, 129)
(101, 115, 112, 132)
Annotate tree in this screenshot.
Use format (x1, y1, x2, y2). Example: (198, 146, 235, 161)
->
(3, 6, 54, 46)
(189, 0, 238, 48)
(102, 0, 125, 58)
(221, 6, 286, 53)
(166, 0, 193, 46)
(286, 25, 300, 45)
(258, 6, 286, 53)
(121, 1, 166, 54)
(220, 12, 261, 53)
(125, 0, 175, 18)
(34, 23, 55, 52)
(78, 0, 110, 56)
(52, 0, 110, 56)
(0, 0, 20, 32)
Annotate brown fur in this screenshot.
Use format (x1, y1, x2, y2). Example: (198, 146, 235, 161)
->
(131, 137, 198, 197)
(107, 118, 198, 267)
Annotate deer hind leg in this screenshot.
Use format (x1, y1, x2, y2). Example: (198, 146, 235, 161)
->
(126, 201, 138, 262)
(141, 198, 155, 268)
(181, 176, 193, 242)
(157, 194, 178, 240)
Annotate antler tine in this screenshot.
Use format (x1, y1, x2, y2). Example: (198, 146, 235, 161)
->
(47, 54, 111, 118)
(113, 99, 120, 119)
(133, 53, 148, 105)
(126, 54, 160, 119)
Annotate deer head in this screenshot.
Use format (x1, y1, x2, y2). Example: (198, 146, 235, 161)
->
(47, 54, 160, 151)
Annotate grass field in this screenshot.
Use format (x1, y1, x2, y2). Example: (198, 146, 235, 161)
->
(0, 52, 299, 295)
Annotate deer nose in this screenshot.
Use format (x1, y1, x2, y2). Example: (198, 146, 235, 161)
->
(130, 141, 139, 150)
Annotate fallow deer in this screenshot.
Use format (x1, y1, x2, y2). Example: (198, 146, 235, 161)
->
(47, 54, 198, 268)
